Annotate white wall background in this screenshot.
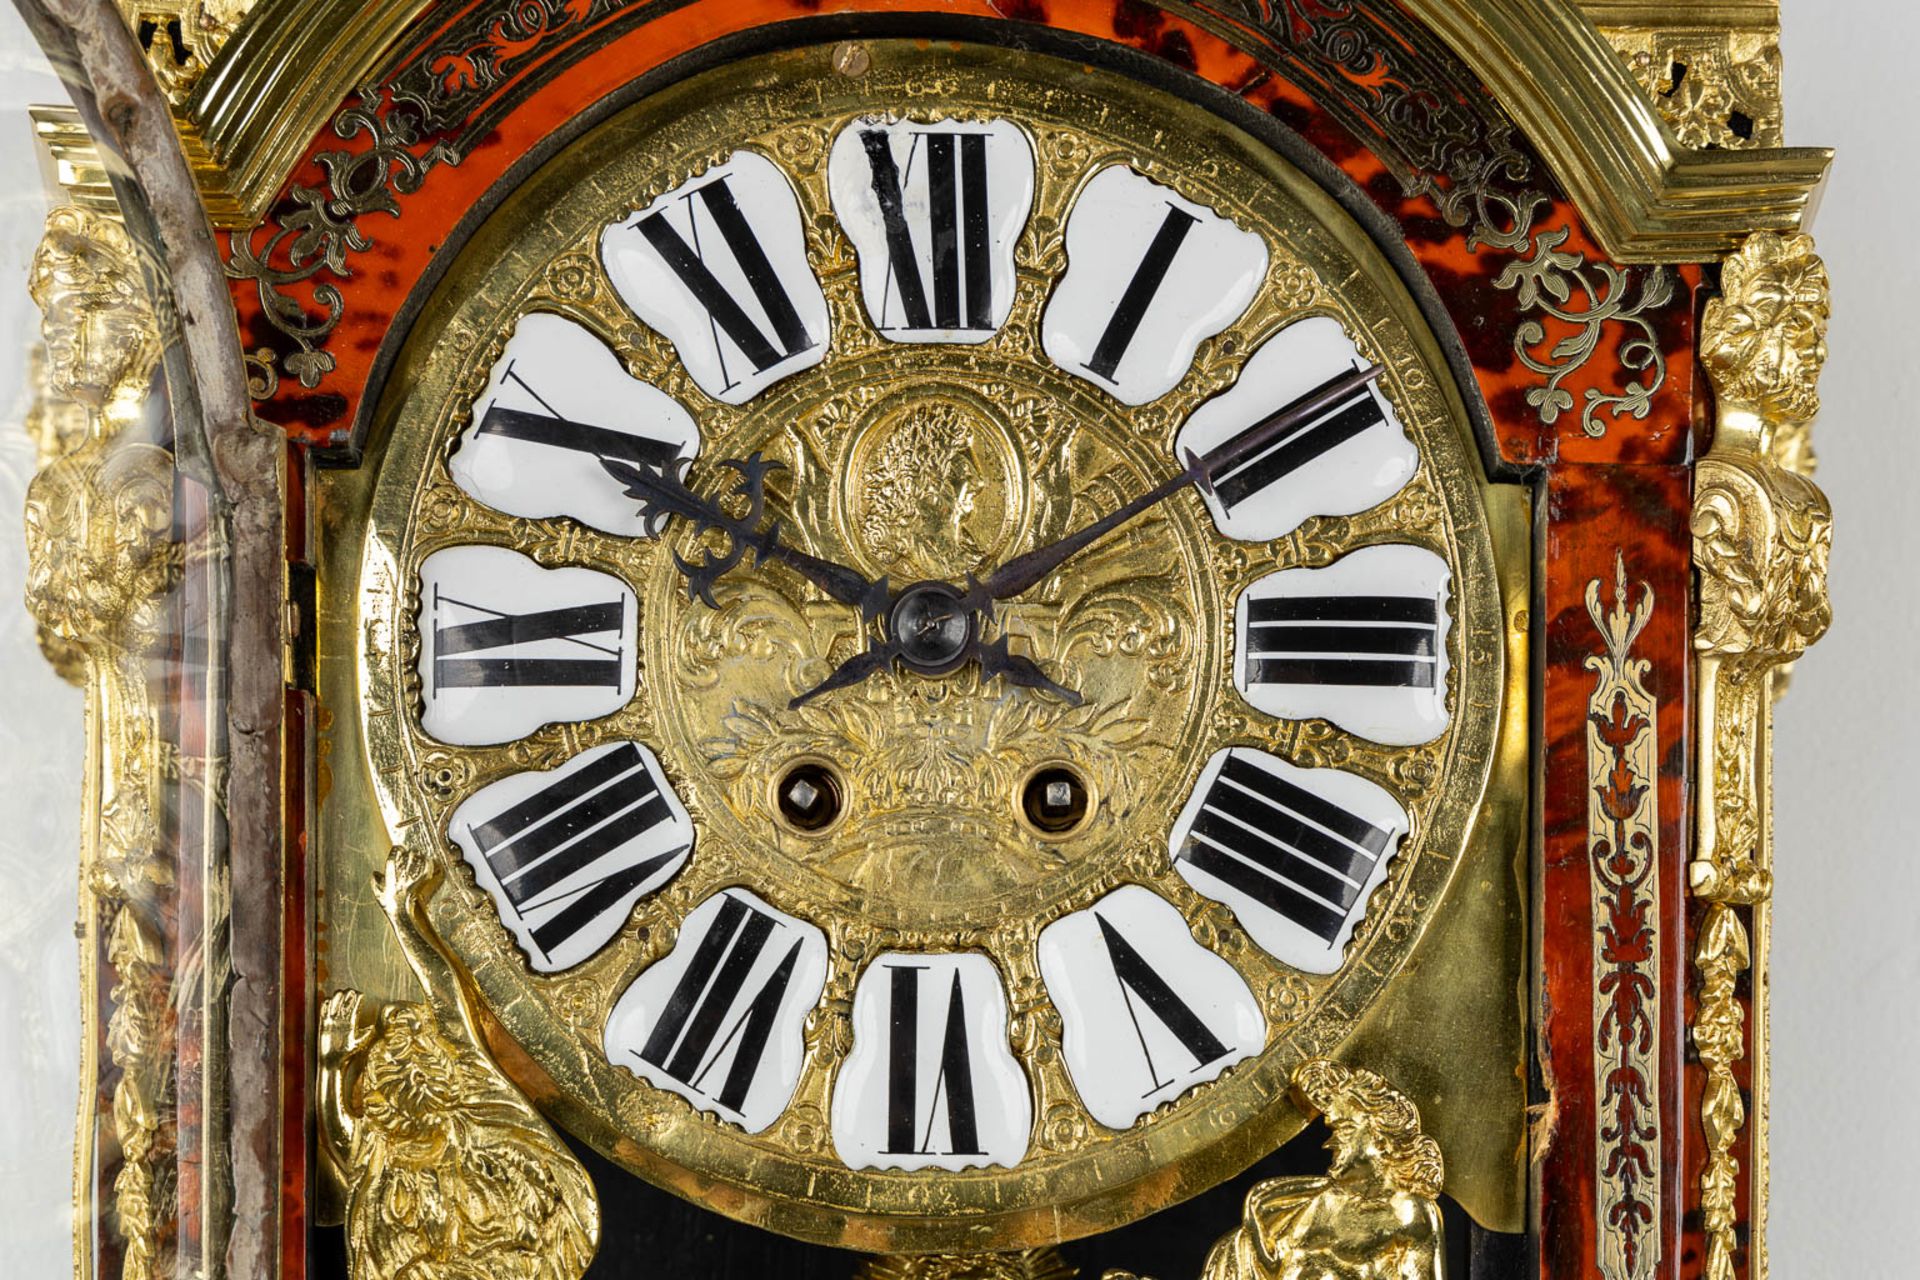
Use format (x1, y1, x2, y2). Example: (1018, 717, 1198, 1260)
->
(0, 5, 1910, 1277)
(1772, 7, 1920, 1276)
(0, 6, 86, 1277)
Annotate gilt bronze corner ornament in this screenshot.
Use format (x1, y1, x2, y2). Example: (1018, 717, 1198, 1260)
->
(1103, 1059, 1445, 1280)
(1690, 230, 1832, 1280)
(1203, 1060, 1445, 1280)
(318, 845, 600, 1280)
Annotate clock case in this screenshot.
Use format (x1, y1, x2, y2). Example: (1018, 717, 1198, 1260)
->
(11, 2, 1830, 1280)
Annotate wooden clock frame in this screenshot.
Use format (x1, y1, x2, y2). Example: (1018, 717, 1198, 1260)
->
(11, 2, 1831, 1279)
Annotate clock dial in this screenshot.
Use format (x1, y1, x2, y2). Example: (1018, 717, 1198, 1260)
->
(354, 41, 1513, 1250)
(449, 312, 701, 537)
(1041, 164, 1268, 405)
(831, 951, 1033, 1171)
(600, 149, 830, 404)
(1233, 544, 1455, 746)
(827, 115, 1036, 342)
(416, 545, 636, 746)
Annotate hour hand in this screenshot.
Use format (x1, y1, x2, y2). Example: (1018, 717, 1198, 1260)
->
(976, 636, 1082, 705)
(600, 455, 887, 618)
(789, 641, 899, 709)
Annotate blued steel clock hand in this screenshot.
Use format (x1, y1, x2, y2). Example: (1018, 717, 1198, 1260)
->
(957, 362, 1386, 611)
(789, 642, 899, 708)
(601, 454, 890, 619)
(787, 618, 1081, 709)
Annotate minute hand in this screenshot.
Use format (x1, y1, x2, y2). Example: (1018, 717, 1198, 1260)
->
(601, 456, 886, 617)
(960, 363, 1384, 608)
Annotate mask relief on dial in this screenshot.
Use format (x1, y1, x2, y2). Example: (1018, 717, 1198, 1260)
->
(1037, 885, 1264, 1129)
(1175, 316, 1418, 542)
(416, 545, 635, 746)
(828, 116, 1035, 343)
(1169, 748, 1408, 975)
(449, 312, 700, 536)
(603, 888, 828, 1134)
(600, 149, 829, 404)
(832, 953, 1032, 1171)
(1041, 164, 1267, 406)
(1235, 544, 1453, 746)
(449, 741, 692, 972)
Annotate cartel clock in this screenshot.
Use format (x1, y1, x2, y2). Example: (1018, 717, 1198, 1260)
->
(344, 40, 1514, 1249)
(14, 2, 1834, 1279)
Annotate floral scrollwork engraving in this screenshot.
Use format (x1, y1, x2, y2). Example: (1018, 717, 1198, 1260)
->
(1690, 231, 1831, 1280)
(226, 86, 459, 388)
(319, 845, 599, 1280)
(1585, 556, 1661, 1280)
(1190, 0, 1548, 252)
(1492, 226, 1675, 438)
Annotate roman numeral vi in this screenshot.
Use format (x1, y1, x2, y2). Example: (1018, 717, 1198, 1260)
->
(883, 964, 983, 1157)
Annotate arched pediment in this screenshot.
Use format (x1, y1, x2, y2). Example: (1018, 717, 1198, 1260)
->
(125, 0, 1824, 261)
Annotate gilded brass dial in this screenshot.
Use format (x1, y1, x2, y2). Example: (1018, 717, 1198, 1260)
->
(349, 39, 1514, 1252)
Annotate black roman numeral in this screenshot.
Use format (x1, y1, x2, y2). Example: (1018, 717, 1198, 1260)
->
(1243, 593, 1440, 689)
(1095, 913, 1229, 1095)
(1177, 755, 1394, 944)
(1084, 203, 1199, 383)
(430, 584, 626, 690)
(638, 177, 816, 385)
(464, 743, 682, 962)
(1210, 366, 1390, 512)
(638, 894, 804, 1115)
(860, 129, 993, 332)
(882, 965, 982, 1157)
(476, 374, 680, 474)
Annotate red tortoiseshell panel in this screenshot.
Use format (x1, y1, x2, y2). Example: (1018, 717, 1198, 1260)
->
(1541, 463, 1693, 1280)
